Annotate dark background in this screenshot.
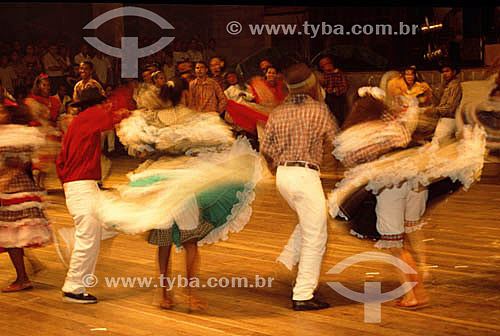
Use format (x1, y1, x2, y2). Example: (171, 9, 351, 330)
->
(0, 3, 498, 71)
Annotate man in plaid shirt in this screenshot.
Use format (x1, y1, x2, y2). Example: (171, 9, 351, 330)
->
(318, 56, 348, 126)
(261, 63, 337, 311)
(188, 61, 227, 115)
(425, 63, 462, 143)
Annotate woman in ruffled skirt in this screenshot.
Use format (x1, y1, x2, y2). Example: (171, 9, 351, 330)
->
(0, 105, 52, 292)
(96, 137, 261, 310)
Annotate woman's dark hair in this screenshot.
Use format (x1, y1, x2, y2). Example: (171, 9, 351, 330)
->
(342, 94, 388, 130)
(31, 74, 50, 97)
(401, 65, 423, 83)
(159, 77, 187, 106)
(81, 61, 94, 70)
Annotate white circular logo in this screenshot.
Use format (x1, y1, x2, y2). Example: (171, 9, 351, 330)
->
(226, 21, 243, 35)
(82, 274, 98, 288)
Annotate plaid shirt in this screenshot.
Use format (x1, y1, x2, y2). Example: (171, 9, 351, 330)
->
(320, 71, 348, 96)
(341, 113, 411, 168)
(261, 94, 338, 167)
(434, 78, 462, 118)
(188, 77, 227, 114)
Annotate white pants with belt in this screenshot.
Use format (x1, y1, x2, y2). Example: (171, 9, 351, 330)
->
(275, 166, 328, 301)
(62, 180, 102, 294)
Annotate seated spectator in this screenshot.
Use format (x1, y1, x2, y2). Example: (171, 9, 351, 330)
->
(42, 43, 67, 95)
(424, 62, 462, 142)
(188, 61, 227, 115)
(187, 38, 204, 63)
(209, 56, 226, 90)
(162, 53, 175, 80)
(73, 43, 92, 66)
(0, 54, 17, 95)
(317, 55, 348, 126)
(22, 44, 42, 74)
(52, 84, 72, 116)
(91, 50, 112, 87)
(65, 64, 81, 94)
(204, 38, 217, 63)
(388, 65, 432, 108)
(250, 66, 287, 107)
(73, 61, 105, 102)
(172, 40, 189, 65)
(9, 50, 26, 94)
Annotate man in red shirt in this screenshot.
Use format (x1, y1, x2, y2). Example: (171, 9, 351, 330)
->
(56, 87, 129, 303)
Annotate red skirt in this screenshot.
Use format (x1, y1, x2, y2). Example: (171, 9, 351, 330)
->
(225, 100, 269, 135)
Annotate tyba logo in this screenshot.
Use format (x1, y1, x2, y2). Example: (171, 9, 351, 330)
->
(326, 252, 418, 323)
(83, 6, 175, 78)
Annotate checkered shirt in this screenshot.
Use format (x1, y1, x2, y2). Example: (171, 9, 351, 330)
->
(261, 94, 338, 167)
(320, 71, 348, 95)
(188, 77, 227, 114)
(341, 113, 411, 168)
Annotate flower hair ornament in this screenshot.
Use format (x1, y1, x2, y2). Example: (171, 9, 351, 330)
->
(358, 86, 386, 101)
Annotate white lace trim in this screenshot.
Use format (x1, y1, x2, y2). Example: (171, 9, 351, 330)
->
(0, 217, 49, 228)
(405, 220, 426, 233)
(374, 239, 403, 249)
(116, 107, 234, 156)
(0, 191, 46, 199)
(0, 125, 45, 148)
(0, 201, 46, 211)
(328, 125, 486, 219)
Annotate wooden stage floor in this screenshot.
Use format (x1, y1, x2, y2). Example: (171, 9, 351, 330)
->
(1, 150, 500, 336)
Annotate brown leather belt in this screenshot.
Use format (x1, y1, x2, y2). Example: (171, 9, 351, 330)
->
(278, 160, 320, 171)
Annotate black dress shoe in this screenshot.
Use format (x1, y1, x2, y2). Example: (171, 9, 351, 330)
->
(292, 297, 330, 311)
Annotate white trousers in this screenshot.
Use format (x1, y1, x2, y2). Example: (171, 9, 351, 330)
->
(62, 180, 102, 294)
(434, 117, 457, 143)
(275, 166, 328, 301)
(101, 130, 115, 152)
(375, 182, 428, 248)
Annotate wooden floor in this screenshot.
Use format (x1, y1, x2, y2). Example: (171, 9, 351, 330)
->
(1, 149, 500, 336)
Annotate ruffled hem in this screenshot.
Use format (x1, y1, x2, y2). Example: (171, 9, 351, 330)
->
(117, 107, 234, 156)
(0, 223, 53, 248)
(328, 125, 486, 219)
(96, 137, 262, 236)
(0, 191, 46, 199)
(198, 184, 256, 246)
(374, 239, 403, 249)
(0, 218, 48, 228)
(1, 201, 46, 211)
(0, 125, 45, 148)
(405, 220, 426, 233)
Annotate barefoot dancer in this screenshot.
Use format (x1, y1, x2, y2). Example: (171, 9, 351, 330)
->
(336, 87, 429, 308)
(0, 105, 52, 292)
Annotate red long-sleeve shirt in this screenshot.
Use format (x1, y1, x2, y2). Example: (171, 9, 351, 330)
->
(56, 105, 116, 184)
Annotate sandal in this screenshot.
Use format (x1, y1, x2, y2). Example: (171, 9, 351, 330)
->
(186, 295, 208, 311)
(159, 298, 175, 310)
(395, 299, 429, 310)
(2, 281, 33, 293)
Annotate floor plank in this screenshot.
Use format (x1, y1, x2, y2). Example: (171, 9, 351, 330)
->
(1, 151, 499, 335)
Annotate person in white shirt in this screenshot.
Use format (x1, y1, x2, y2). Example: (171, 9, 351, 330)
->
(91, 51, 112, 86)
(73, 44, 92, 66)
(42, 44, 67, 95)
(0, 55, 17, 95)
(162, 53, 175, 80)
